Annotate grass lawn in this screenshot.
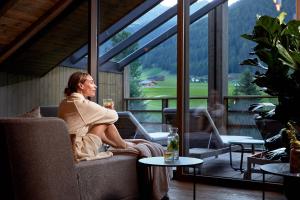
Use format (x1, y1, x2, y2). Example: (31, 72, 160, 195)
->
(138, 71, 235, 110)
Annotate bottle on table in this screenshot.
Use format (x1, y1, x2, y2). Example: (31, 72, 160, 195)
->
(167, 127, 179, 161)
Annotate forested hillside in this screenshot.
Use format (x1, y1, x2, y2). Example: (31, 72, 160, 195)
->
(139, 0, 295, 76)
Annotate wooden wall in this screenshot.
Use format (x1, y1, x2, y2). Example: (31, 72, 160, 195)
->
(98, 71, 123, 110)
(0, 67, 123, 117)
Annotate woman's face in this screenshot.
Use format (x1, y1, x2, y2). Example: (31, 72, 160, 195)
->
(78, 75, 97, 97)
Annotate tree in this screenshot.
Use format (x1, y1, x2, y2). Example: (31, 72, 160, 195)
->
(234, 69, 260, 95)
(110, 31, 145, 110)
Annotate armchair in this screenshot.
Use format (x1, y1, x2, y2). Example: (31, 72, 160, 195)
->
(1, 107, 142, 200)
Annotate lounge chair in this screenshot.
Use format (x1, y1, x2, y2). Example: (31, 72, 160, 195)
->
(115, 111, 169, 146)
(163, 108, 253, 159)
(40, 107, 169, 146)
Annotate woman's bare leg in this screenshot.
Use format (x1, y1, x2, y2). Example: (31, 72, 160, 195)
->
(89, 124, 133, 148)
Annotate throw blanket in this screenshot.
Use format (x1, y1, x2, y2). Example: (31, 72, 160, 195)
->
(109, 139, 170, 200)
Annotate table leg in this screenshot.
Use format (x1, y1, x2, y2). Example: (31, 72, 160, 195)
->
(229, 144, 244, 172)
(193, 166, 196, 200)
(240, 145, 244, 172)
(262, 171, 265, 200)
(251, 144, 255, 154)
(147, 166, 152, 200)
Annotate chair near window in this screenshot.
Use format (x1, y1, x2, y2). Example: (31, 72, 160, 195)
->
(115, 111, 169, 146)
(163, 108, 252, 159)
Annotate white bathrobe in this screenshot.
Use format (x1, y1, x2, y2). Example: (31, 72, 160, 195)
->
(58, 92, 115, 161)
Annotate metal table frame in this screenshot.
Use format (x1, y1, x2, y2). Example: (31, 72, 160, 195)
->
(138, 156, 203, 200)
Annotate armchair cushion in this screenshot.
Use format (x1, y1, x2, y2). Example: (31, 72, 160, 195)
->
(0, 118, 80, 200)
(18, 107, 41, 118)
(75, 155, 139, 200)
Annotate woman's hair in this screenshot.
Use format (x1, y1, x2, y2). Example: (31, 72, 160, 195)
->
(64, 71, 90, 96)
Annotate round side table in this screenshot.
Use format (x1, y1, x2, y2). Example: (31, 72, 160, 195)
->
(261, 163, 300, 200)
(138, 156, 203, 200)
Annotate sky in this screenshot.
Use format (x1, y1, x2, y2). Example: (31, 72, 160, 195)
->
(160, 0, 240, 7)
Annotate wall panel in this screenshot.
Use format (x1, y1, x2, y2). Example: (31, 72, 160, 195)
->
(0, 67, 123, 117)
(98, 71, 123, 111)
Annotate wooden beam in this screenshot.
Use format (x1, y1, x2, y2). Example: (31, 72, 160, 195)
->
(99, 0, 197, 66)
(88, 0, 99, 103)
(297, 0, 300, 20)
(61, 0, 162, 65)
(177, 0, 190, 159)
(208, 2, 228, 104)
(0, 0, 18, 17)
(0, 0, 72, 64)
(118, 0, 227, 69)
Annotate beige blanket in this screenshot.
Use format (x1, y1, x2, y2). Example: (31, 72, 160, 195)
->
(110, 139, 170, 200)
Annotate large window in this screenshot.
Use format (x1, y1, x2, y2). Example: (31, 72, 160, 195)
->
(59, 0, 297, 183)
(227, 0, 296, 139)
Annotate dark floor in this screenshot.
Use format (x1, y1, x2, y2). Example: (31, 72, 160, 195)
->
(162, 150, 286, 199)
(143, 123, 284, 185)
(192, 150, 283, 184)
(168, 179, 286, 200)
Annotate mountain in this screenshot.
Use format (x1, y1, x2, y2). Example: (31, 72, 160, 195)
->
(138, 0, 296, 76)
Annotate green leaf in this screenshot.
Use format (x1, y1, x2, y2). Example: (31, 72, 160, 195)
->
(284, 20, 300, 37)
(279, 58, 297, 70)
(253, 37, 272, 47)
(240, 58, 258, 66)
(289, 51, 300, 68)
(256, 15, 281, 35)
(276, 43, 296, 67)
(241, 34, 253, 41)
(255, 49, 273, 66)
(277, 12, 287, 25)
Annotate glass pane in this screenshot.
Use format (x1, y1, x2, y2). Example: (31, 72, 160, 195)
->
(185, 12, 209, 170)
(99, 2, 172, 56)
(221, 0, 296, 182)
(228, 0, 296, 96)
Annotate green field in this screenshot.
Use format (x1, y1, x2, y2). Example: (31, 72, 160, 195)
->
(137, 70, 235, 110)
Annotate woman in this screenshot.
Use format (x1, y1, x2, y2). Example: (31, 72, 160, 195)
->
(58, 71, 134, 161)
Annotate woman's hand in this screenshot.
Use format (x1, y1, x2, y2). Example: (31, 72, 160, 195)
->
(105, 101, 115, 110)
(110, 102, 115, 110)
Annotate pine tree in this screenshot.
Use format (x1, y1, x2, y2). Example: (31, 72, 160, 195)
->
(235, 69, 260, 95)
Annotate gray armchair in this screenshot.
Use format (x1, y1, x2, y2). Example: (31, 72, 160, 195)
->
(1, 107, 142, 200)
(0, 118, 80, 200)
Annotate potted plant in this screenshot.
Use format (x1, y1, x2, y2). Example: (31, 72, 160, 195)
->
(240, 12, 300, 125)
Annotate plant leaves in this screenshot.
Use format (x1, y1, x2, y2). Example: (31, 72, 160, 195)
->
(277, 12, 287, 25)
(241, 34, 253, 41)
(284, 20, 300, 37)
(276, 43, 296, 68)
(289, 51, 300, 68)
(256, 15, 281, 36)
(240, 58, 258, 66)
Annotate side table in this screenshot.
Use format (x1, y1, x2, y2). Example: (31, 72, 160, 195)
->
(138, 156, 203, 200)
(228, 139, 265, 172)
(261, 163, 300, 200)
(243, 151, 282, 180)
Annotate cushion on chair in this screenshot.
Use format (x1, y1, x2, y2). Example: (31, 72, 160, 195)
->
(75, 155, 139, 200)
(0, 118, 80, 200)
(18, 107, 41, 118)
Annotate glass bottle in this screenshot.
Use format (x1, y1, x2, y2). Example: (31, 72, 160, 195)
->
(167, 127, 179, 160)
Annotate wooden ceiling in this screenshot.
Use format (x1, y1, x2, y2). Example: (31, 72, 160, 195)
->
(0, 0, 146, 76)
